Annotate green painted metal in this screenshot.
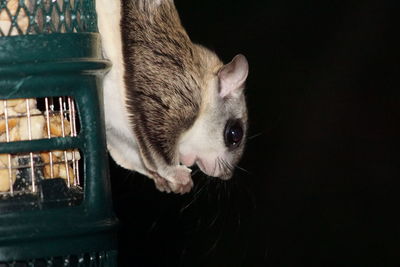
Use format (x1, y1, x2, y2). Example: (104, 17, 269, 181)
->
(0, 0, 97, 36)
(0, 0, 118, 265)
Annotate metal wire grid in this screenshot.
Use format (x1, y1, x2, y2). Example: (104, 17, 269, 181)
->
(0, 0, 97, 36)
(0, 97, 81, 196)
(0, 251, 117, 267)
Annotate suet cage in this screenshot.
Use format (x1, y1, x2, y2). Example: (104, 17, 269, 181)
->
(0, 0, 117, 266)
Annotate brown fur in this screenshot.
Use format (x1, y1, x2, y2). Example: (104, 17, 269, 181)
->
(120, 0, 223, 169)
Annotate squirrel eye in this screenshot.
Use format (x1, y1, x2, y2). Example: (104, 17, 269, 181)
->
(224, 119, 243, 149)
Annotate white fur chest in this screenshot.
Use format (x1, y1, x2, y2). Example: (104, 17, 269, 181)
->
(96, 0, 146, 174)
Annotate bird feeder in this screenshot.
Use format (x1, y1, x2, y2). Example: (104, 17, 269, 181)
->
(0, 0, 117, 265)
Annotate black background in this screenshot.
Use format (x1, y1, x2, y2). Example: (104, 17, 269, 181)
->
(110, 1, 400, 266)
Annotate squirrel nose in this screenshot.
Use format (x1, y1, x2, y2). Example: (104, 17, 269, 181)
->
(196, 159, 220, 177)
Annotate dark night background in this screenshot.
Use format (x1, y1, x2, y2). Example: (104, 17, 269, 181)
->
(110, 1, 400, 266)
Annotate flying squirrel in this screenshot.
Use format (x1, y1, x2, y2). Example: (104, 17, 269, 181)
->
(96, 0, 249, 194)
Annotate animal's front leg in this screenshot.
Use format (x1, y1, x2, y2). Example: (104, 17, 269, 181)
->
(150, 165, 193, 194)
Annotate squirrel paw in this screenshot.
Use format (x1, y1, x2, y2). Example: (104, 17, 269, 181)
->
(151, 165, 193, 194)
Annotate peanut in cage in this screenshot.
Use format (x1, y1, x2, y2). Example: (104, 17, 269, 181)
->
(0, 97, 82, 196)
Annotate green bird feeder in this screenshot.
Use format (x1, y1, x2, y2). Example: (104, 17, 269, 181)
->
(0, 0, 118, 265)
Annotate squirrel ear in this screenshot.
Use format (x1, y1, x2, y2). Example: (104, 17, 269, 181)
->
(218, 54, 249, 98)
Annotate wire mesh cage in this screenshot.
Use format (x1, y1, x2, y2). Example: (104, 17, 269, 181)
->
(0, 0, 117, 265)
(0, 0, 97, 36)
(0, 97, 83, 211)
(0, 251, 117, 267)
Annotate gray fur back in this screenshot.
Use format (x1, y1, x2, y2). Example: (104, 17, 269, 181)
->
(121, 0, 203, 167)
